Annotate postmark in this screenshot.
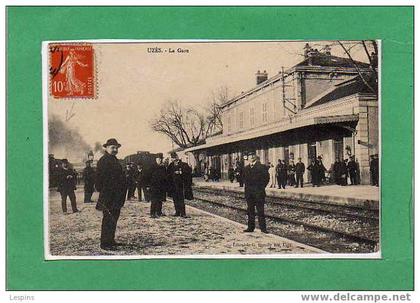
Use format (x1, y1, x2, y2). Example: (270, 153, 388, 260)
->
(49, 43, 95, 99)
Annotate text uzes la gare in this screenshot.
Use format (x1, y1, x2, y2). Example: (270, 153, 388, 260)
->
(147, 47, 189, 54)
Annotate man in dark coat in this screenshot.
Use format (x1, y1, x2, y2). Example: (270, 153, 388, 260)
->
(57, 159, 79, 214)
(317, 156, 327, 184)
(167, 152, 192, 218)
(243, 153, 269, 233)
(276, 159, 288, 189)
(347, 156, 358, 185)
(370, 154, 379, 186)
(374, 154, 380, 186)
(142, 164, 152, 202)
(95, 138, 127, 250)
(149, 153, 168, 218)
(295, 157, 305, 188)
(333, 158, 341, 185)
(83, 160, 95, 203)
(307, 159, 321, 187)
(338, 159, 348, 186)
(355, 159, 361, 185)
(275, 159, 282, 189)
(228, 165, 235, 183)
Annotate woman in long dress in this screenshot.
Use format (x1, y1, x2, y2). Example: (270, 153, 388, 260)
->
(60, 50, 88, 95)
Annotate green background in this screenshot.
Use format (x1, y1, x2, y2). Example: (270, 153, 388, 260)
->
(6, 6, 414, 290)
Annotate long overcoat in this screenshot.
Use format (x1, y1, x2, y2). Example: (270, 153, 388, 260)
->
(57, 167, 77, 194)
(167, 160, 193, 200)
(150, 163, 168, 201)
(83, 166, 95, 193)
(243, 162, 270, 201)
(95, 152, 127, 210)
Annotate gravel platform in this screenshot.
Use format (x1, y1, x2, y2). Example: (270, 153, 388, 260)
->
(47, 188, 321, 257)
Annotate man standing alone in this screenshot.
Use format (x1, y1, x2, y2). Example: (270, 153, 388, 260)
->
(295, 157, 305, 188)
(57, 159, 79, 214)
(83, 160, 95, 203)
(243, 153, 270, 233)
(95, 138, 126, 250)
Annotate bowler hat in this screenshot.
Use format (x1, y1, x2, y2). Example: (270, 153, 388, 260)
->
(170, 152, 178, 158)
(103, 138, 121, 148)
(156, 153, 164, 159)
(62, 159, 69, 164)
(247, 151, 256, 156)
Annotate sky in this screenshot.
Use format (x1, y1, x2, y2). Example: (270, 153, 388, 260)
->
(48, 40, 371, 161)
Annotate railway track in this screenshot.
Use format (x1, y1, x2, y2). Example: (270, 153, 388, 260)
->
(195, 187, 379, 221)
(187, 188, 380, 253)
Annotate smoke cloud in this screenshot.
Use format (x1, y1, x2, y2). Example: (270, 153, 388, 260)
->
(48, 114, 91, 163)
(93, 141, 103, 153)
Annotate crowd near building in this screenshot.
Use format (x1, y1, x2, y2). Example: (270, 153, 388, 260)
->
(183, 44, 379, 185)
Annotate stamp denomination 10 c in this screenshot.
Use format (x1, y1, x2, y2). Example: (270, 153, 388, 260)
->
(49, 43, 95, 99)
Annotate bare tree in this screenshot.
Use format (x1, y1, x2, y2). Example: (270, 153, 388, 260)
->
(150, 86, 231, 150)
(205, 86, 230, 136)
(336, 40, 378, 95)
(150, 100, 211, 149)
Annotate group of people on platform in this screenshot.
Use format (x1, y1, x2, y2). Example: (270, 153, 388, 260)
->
(55, 139, 380, 249)
(223, 154, 380, 188)
(55, 138, 193, 250)
(268, 157, 306, 189)
(227, 152, 380, 235)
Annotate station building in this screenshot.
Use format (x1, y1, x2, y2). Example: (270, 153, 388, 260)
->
(184, 46, 379, 184)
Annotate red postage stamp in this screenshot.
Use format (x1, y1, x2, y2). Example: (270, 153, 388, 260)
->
(49, 43, 95, 98)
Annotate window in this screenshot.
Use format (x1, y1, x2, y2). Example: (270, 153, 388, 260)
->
(239, 111, 244, 129)
(262, 102, 268, 123)
(250, 107, 255, 126)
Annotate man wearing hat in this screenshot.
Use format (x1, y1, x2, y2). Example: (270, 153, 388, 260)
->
(83, 160, 95, 203)
(95, 138, 127, 250)
(295, 157, 305, 188)
(242, 152, 270, 233)
(149, 153, 168, 218)
(57, 159, 79, 214)
(167, 152, 192, 217)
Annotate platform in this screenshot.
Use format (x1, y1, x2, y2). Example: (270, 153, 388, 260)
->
(47, 188, 323, 257)
(193, 178, 380, 210)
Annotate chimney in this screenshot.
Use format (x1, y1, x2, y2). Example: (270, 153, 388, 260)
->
(307, 48, 319, 65)
(256, 70, 268, 85)
(304, 43, 311, 58)
(324, 45, 331, 56)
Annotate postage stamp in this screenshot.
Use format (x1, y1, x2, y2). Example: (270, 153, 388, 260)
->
(49, 43, 95, 99)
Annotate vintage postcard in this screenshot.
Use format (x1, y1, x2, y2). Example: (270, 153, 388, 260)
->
(42, 40, 380, 259)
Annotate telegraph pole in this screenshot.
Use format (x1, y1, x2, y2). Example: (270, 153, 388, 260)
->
(281, 66, 297, 115)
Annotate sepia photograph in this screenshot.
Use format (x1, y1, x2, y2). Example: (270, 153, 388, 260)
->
(43, 40, 380, 259)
